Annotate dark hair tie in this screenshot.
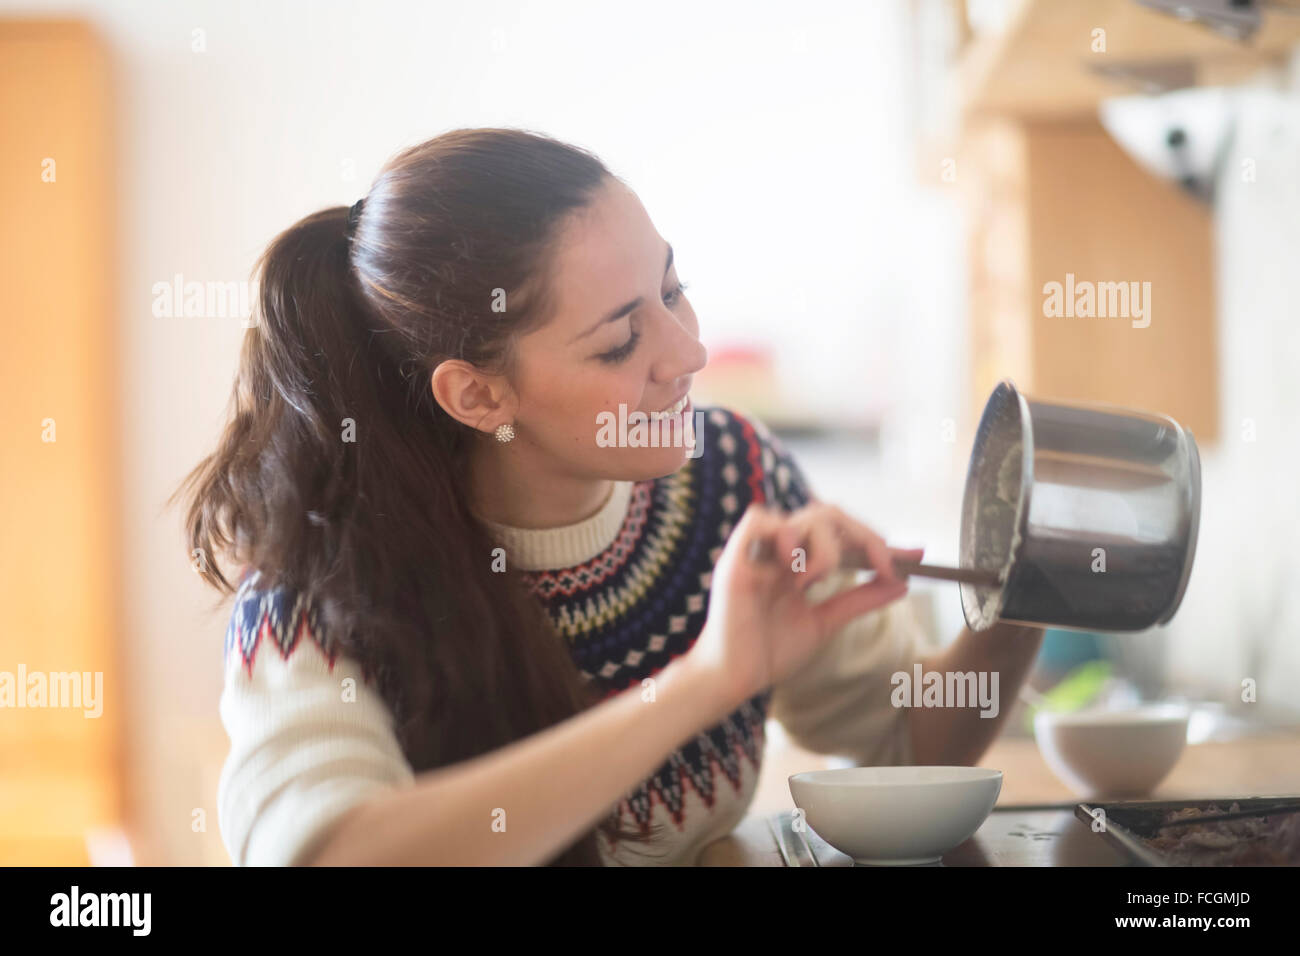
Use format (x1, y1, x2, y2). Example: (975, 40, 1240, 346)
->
(346, 197, 365, 238)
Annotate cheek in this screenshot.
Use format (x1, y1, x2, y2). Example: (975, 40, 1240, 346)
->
(588, 362, 648, 411)
(522, 355, 650, 444)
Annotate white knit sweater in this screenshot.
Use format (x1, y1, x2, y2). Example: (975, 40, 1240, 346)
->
(216, 408, 940, 866)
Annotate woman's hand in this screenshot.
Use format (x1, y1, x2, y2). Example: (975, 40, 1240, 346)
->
(686, 500, 925, 712)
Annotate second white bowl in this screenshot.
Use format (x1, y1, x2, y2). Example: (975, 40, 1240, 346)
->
(1033, 704, 1189, 797)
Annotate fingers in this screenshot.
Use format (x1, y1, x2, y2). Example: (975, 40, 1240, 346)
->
(773, 506, 840, 591)
(835, 508, 898, 584)
(734, 500, 920, 600)
(775, 502, 902, 587)
(799, 520, 840, 590)
(730, 501, 784, 585)
(888, 546, 926, 577)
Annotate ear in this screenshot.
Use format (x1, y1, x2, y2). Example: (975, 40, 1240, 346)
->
(430, 359, 516, 435)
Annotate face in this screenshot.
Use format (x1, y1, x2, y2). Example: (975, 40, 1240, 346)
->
(478, 178, 708, 481)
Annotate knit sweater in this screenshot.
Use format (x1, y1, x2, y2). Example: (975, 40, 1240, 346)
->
(216, 404, 940, 866)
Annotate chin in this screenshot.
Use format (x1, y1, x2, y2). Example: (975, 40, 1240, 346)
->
(628, 444, 695, 480)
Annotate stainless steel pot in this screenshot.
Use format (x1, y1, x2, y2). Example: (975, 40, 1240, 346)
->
(959, 380, 1201, 633)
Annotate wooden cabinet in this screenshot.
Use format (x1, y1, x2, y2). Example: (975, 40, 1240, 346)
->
(937, 0, 1300, 443)
(0, 20, 122, 865)
(959, 116, 1219, 442)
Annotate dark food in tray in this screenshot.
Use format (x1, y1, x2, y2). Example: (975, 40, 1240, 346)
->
(1138, 801, 1300, 865)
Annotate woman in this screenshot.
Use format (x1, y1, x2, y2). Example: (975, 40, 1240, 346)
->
(178, 127, 1043, 867)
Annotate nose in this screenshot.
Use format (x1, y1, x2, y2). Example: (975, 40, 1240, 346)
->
(650, 311, 708, 385)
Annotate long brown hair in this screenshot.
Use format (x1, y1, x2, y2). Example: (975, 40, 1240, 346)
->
(174, 128, 665, 864)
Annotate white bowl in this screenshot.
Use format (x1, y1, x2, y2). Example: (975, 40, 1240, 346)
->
(788, 766, 1002, 865)
(1033, 704, 1189, 797)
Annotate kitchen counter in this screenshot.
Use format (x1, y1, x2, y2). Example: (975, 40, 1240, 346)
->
(698, 727, 1300, 866)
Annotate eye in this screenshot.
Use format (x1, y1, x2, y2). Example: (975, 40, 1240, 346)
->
(664, 279, 689, 307)
(597, 326, 640, 364)
(595, 281, 689, 365)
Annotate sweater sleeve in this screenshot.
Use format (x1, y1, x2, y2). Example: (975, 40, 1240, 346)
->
(733, 408, 943, 767)
(768, 570, 942, 766)
(216, 577, 416, 866)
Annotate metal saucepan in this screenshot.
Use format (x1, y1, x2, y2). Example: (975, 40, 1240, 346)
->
(959, 379, 1201, 633)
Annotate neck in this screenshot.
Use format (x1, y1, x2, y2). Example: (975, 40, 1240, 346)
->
(467, 436, 614, 529)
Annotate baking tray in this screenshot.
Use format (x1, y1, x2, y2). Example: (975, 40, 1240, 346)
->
(1075, 794, 1300, 866)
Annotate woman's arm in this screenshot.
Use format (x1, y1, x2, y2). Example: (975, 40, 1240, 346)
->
(306, 653, 737, 866)
(905, 622, 1044, 766)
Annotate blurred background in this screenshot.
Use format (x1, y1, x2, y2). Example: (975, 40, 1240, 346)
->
(2, 0, 1298, 865)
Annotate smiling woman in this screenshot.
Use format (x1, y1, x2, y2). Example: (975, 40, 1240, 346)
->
(174, 127, 926, 867)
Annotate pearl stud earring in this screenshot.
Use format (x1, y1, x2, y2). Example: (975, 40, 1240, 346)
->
(495, 422, 515, 443)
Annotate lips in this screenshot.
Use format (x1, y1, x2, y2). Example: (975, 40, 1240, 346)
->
(648, 392, 689, 420)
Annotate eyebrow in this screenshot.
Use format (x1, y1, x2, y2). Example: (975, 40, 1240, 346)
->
(569, 242, 674, 344)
